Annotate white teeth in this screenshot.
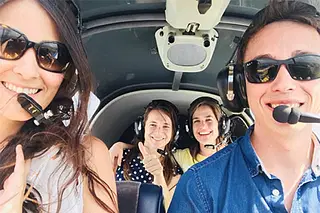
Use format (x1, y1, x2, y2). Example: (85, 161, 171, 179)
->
(152, 137, 164, 141)
(271, 103, 300, 109)
(3, 82, 39, 95)
(199, 132, 211, 135)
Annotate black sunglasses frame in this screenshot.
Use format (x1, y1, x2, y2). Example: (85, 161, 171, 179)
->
(243, 54, 320, 83)
(0, 24, 72, 73)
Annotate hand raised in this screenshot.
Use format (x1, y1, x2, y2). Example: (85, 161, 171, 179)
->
(0, 145, 30, 213)
(109, 142, 125, 172)
(138, 142, 163, 177)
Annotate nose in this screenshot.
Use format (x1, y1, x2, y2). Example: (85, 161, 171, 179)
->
(270, 64, 296, 92)
(12, 49, 40, 79)
(151, 125, 162, 134)
(198, 120, 207, 129)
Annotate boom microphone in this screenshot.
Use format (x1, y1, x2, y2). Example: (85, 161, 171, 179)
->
(272, 105, 320, 124)
(17, 93, 53, 126)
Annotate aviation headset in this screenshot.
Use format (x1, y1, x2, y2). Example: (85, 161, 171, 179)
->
(185, 97, 231, 141)
(216, 2, 270, 113)
(217, 62, 248, 113)
(134, 100, 180, 144)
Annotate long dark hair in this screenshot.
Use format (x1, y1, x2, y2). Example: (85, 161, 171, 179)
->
(237, 0, 320, 64)
(0, 0, 117, 212)
(188, 98, 225, 161)
(123, 100, 180, 185)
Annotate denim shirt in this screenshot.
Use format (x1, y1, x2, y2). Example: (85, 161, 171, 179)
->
(168, 126, 320, 213)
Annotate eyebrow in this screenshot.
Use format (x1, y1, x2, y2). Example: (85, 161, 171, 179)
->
(149, 121, 170, 125)
(192, 115, 214, 120)
(292, 50, 317, 56)
(251, 53, 274, 60)
(250, 50, 318, 61)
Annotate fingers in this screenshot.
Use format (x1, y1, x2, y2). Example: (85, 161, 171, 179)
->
(13, 145, 28, 191)
(110, 146, 118, 167)
(110, 142, 126, 172)
(144, 162, 162, 173)
(110, 155, 115, 170)
(138, 142, 149, 158)
(112, 152, 123, 173)
(143, 156, 163, 175)
(142, 154, 157, 165)
(0, 145, 28, 207)
(112, 157, 118, 173)
(139, 143, 164, 176)
(14, 145, 25, 176)
(117, 151, 123, 167)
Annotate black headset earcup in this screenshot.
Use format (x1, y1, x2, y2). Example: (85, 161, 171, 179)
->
(185, 118, 193, 138)
(50, 97, 74, 121)
(218, 116, 231, 144)
(134, 116, 144, 141)
(217, 65, 247, 113)
(172, 128, 180, 144)
(219, 116, 231, 136)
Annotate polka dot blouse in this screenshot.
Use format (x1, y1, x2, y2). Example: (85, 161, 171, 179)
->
(116, 149, 182, 183)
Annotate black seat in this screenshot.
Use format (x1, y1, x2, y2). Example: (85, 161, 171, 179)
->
(116, 181, 165, 213)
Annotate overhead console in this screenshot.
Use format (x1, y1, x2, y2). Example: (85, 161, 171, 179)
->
(155, 0, 230, 73)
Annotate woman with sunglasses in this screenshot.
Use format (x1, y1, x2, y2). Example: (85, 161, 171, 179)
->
(0, 0, 117, 213)
(115, 100, 182, 210)
(169, 1, 320, 213)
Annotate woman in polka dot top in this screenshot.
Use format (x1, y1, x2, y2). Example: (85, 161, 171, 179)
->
(115, 100, 182, 210)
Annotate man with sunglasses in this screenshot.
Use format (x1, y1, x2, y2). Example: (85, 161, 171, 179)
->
(169, 1, 320, 213)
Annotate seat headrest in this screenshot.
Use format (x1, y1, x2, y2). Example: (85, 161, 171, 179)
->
(116, 181, 165, 213)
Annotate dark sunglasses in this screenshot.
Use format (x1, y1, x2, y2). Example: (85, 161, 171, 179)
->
(0, 24, 72, 73)
(243, 54, 320, 83)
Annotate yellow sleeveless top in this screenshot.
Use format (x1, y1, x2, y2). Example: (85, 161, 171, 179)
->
(173, 148, 206, 172)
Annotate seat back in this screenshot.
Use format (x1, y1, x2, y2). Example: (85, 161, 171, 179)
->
(116, 181, 165, 213)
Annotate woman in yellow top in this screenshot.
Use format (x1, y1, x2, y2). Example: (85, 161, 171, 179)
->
(110, 97, 231, 173)
(173, 97, 231, 172)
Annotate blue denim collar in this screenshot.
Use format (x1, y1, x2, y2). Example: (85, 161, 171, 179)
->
(239, 125, 263, 177)
(240, 125, 320, 178)
(311, 133, 320, 177)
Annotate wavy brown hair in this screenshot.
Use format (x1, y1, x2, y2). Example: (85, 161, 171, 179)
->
(123, 100, 181, 185)
(187, 98, 225, 161)
(0, 0, 117, 212)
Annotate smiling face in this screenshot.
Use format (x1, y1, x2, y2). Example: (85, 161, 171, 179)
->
(143, 109, 173, 151)
(192, 105, 219, 145)
(244, 21, 320, 133)
(0, 0, 65, 121)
